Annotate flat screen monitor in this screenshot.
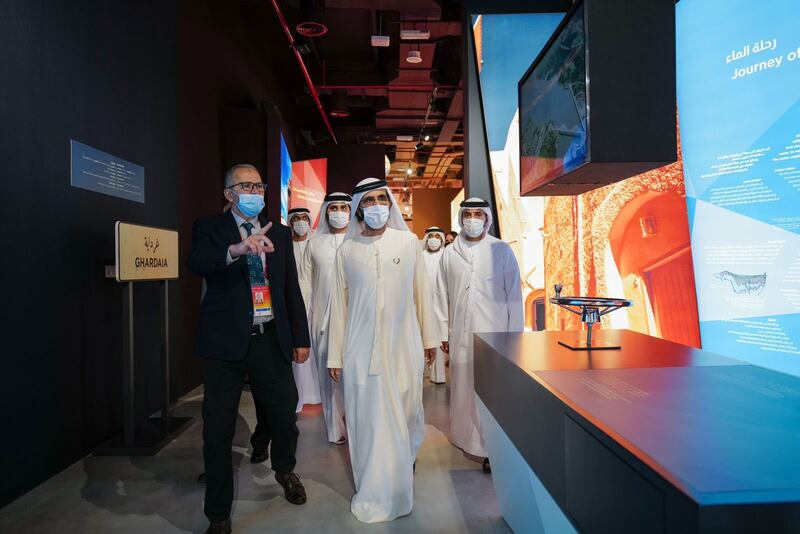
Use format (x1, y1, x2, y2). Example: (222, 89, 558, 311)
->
(519, 1, 588, 193)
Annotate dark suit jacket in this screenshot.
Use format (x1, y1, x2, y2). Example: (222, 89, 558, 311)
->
(188, 211, 310, 362)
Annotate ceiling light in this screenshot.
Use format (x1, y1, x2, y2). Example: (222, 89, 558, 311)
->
(296, 0, 327, 37)
(400, 29, 430, 40)
(406, 50, 423, 64)
(329, 89, 349, 117)
(423, 134, 430, 141)
(406, 168, 413, 175)
(414, 143, 424, 151)
(371, 35, 390, 47)
(296, 21, 327, 37)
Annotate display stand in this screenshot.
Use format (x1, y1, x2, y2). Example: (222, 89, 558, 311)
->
(95, 223, 191, 456)
(550, 284, 632, 351)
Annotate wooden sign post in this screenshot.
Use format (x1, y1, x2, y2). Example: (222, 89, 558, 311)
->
(96, 223, 190, 455)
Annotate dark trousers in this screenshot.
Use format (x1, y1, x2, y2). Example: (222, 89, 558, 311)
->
(250, 391, 271, 450)
(202, 321, 299, 521)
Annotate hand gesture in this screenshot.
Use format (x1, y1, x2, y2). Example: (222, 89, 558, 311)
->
(229, 222, 274, 258)
(293, 347, 310, 363)
(329, 368, 342, 382)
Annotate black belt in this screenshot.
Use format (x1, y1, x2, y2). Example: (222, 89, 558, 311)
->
(251, 320, 275, 335)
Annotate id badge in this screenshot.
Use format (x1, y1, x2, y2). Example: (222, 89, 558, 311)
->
(251, 284, 273, 317)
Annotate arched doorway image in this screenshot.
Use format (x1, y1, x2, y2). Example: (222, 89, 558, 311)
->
(604, 190, 701, 348)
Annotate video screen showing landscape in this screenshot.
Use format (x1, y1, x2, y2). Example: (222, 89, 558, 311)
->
(519, 3, 588, 191)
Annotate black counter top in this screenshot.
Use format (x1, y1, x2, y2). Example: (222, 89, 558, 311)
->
(475, 329, 800, 533)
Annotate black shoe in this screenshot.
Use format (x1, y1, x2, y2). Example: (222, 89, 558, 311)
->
(482, 458, 491, 474)
(205, 518, 231, 534)
(251, 445, 269, 464)
(197, 472, 206, 484)
(275, 472, 307, 505)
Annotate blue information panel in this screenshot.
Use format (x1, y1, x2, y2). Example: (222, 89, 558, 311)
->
(70, 140, 145, 203)
(677, 0, 800, 376)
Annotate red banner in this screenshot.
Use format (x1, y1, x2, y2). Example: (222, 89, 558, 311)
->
(289, 158, 328, 228)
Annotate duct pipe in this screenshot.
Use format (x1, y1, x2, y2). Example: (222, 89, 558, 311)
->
(270, 0, 338, 143)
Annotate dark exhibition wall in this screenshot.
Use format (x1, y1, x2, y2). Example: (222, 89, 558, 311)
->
(0, 1, 178, 507)
(0, 0, 317, 508)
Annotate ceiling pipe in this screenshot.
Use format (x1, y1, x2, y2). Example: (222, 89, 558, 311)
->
(270, 0, 338, 144)
(318, 84, 457, 91)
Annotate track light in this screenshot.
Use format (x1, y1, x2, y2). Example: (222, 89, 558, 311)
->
(414, 143, 424, 151)
(423, 134, 430, 141)
(330, 89, 350, 118)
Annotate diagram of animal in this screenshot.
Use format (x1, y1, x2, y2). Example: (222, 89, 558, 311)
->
(714, 271, 767, 295)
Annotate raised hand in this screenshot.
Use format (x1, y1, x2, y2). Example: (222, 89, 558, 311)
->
(229, 222, 274, 258)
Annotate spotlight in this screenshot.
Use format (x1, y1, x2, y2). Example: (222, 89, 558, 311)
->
(423, 134, 430, 141)
(406, 168, 413, 175)
(414, 143, 424, 151)
(406, 50, 423, 64)
(330, 89, 349, 118)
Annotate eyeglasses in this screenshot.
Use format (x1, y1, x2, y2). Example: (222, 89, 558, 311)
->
(229, 182, 266, 193)
(360, 194, 390, 207)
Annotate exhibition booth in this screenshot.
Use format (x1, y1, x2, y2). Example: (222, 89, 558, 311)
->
(468, 0, 800, 532)
(2, 0, 800, 532)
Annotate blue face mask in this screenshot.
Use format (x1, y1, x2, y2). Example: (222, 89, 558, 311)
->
(236, 193, 265, 218)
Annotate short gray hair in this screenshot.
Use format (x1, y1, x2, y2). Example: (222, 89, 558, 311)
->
(224, 163, 259, 188)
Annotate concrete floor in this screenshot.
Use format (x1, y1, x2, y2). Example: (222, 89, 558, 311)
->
(0, 380, 511, 533)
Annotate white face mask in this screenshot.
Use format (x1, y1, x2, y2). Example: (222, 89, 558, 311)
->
(292, 220, 310, 236)
(328, 211, 350, 229)
(362, 205, 390, 229)
(462, 218, 486, 238)
(427, 238, 442, 251)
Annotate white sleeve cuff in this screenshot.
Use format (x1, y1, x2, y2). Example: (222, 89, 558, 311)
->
(226, 247, 237, 266)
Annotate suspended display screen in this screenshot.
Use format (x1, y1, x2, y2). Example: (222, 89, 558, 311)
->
(518, 2, 588, 192)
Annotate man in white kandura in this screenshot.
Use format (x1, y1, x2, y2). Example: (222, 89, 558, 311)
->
(435, 197, 523, 473)
(288, 207, 321, 412)
(422, 226, 447, 385)
(299, 192, 351, 444)
(327, 177, 441, 523)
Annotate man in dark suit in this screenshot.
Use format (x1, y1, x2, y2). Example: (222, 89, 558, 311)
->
(189, 164, 310, 534)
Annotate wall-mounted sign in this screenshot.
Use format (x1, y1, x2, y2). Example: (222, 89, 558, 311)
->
(71, 140, 145, 203)
(115, 222, 179, 282)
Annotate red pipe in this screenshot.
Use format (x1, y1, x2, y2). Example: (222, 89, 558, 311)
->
(319, 84, 457, 91)
(269, 0, 338, 144)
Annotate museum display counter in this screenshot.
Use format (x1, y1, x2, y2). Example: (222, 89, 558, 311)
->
(475, 329, 800, 533)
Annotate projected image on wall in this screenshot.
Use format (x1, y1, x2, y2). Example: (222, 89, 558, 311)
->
(290, 158, 328, 228)
(473, 13, 701, 348)
(280, 134, 292, 224)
